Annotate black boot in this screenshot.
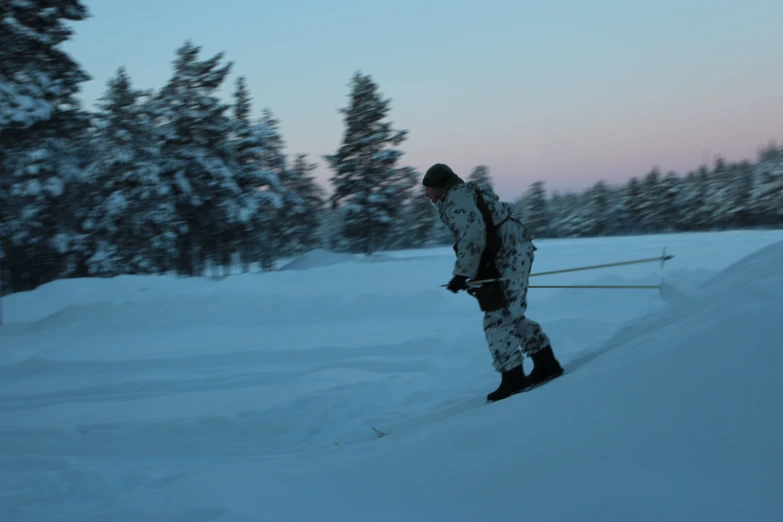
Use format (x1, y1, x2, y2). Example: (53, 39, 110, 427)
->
(486, 365, 529, 403)
(527, 345, 564, 388)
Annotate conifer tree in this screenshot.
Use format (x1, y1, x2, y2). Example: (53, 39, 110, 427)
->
(750, 151, 783, 225)
(0, 0, 91, 291)
(407, 186, 439, 247)
(624, 177, 643, 233)
(83, 67, 177, 276)
(523, 181, 549, 237)
(257, 109, 308, 259)
(154, 40, 241, 276)
(659, 172, 681, 232)
(640, 168, 662, 232)
(585, 180, 609, 236)
(324, 71, 414, 254)
(468, 165, 493, 190)
(230, 76, 287, 271)
(283, 153, 326, 253)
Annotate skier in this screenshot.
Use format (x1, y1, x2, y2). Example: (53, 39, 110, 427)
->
(422, 163, 564, 402)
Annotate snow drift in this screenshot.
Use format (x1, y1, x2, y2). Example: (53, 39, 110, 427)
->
(278, 248, 358, 271)
(1, 232, 782, 522)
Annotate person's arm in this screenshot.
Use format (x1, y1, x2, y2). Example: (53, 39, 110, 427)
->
(441, 188, 487, 278)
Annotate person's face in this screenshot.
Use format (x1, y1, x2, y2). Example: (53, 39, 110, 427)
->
(425, 186, 443, 203)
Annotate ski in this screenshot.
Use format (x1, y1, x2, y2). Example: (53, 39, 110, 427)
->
(486, 369, 567, 403)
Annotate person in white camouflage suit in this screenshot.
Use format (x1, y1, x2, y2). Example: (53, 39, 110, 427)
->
(423, 163, 564, 402)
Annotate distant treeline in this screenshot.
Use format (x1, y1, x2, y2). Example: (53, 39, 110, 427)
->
(513, 149, 783, 238)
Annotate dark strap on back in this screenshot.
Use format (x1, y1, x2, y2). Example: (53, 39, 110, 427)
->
(473, 188, 503, 260)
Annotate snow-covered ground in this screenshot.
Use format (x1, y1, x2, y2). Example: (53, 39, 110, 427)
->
(2, 230, 783, 522)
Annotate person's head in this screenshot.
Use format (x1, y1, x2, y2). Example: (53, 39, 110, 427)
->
(422, 163, 461, 203)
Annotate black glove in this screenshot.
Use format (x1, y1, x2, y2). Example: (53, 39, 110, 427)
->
(446, 275, 469, 293)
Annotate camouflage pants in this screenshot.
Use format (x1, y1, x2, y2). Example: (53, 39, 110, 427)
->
(482, 261, 551, 373)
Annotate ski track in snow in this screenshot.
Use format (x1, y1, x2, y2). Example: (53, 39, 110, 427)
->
(1, 230, 783, 521)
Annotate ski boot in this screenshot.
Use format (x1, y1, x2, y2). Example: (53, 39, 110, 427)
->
(486, 365, 529, 403)
(526, 345, 564, 390)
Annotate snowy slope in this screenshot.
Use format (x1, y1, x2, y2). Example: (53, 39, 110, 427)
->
(1, 230, 782, 521)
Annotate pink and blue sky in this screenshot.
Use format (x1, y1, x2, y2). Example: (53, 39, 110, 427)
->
(65, 0, 783, 200)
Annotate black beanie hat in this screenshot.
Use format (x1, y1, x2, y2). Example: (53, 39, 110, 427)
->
(422, 163, 456, 188)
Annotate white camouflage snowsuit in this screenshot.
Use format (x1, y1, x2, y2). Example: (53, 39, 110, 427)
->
(436, 182, 551, 373)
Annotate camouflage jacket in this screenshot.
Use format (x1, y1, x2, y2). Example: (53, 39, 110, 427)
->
(435, 182, 523, 278)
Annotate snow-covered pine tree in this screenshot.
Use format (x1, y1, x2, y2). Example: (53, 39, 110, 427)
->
(230, 77, 287, 272)
(639, 168, 663, 232)
(283, 153, 326, 253)
(319, 206, 346, 251)
(659, 171, 681, 232)
(512, 195, 526, 221)
(583, 180, 610, 236)
(405, 186, 439, 247)
(757, 141, 781, 163)
(154, 40, 242, 276)
(380, 173, 432, 251)
(566, 192, 593, 237)
(82, 67, 178, 276)
(468, 165, 493, 190)
(255, 109, 312, 261)
(258, 109, 287, 176)
(721, 161, 754, 228)
(750, 147, 783, 226)
(705, 158, 731, 229)
(324, 71, 414, 255)
(624, 177, 644, 233)
(0, 0, 91, 292)
(676, 171, 702, 231)
(604, 185, 628, 236)
(536, 191, 554, 236)
(378, 165, 418, 251)
(546, 190, 582, 238)
(693, 165, 715, 230)
(522, 181, 549, 238)
(233, 76, 252, 129)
